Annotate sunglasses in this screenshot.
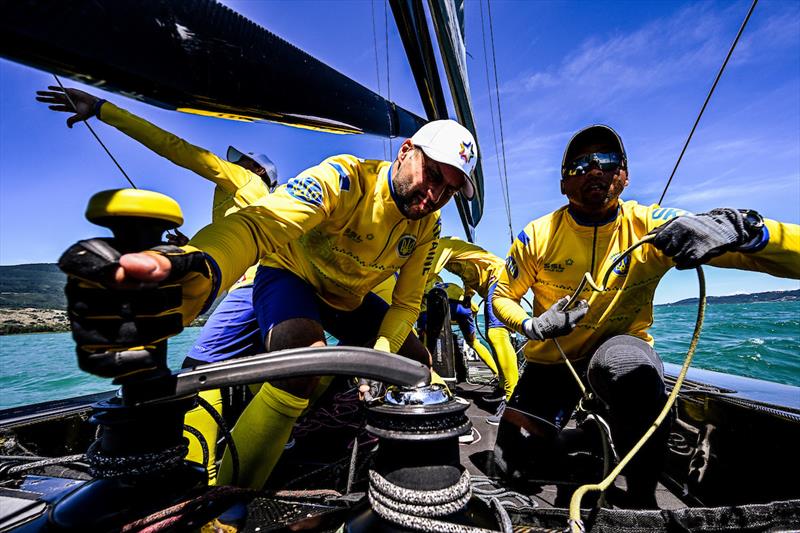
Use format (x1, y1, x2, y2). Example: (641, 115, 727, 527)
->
(564, 152, 624, 176)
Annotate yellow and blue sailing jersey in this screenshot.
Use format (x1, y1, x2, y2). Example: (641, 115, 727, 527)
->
(191, 155, 441, 351)
(429, 237, 506, 299)
(493, 200, 800, 364)
(99, 102, 269, 288)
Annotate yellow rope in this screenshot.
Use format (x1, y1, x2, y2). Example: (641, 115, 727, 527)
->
(533, 234, 705, 530)
(551, 236, 657, 399)
(568, 265, 706, 531)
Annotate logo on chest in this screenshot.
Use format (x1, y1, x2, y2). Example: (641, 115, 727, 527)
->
(397, 234, 417, 258)
(344, 228, 363, 243)
(609, 252, 631, 277)
(543, 258, 575, 273)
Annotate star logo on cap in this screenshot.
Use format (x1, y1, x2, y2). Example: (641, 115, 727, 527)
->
(459, 142, 474, 164)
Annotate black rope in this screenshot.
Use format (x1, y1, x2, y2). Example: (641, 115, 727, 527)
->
(479, 0, 512, 245)
(657, 0, 758, 205)
(384, 0, 393, 154)
(53, 75, 137, 189)
(372, 0, 389, 161)
(196, 394, 240, 487)
(182, 424, 209, 470)
(486, 0, 513, 243)
(86, 439, 187, 479)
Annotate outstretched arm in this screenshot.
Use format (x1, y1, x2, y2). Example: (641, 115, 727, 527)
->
(36, 86, 258, 196)
(36, 86, 99, 128)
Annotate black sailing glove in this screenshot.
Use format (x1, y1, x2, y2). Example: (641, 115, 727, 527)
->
(59, 239, 217, 378)
(522, 296, 589, 341)
(651, 208, 752, 270)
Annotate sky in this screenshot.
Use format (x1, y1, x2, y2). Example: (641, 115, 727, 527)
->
(0, 0, 798, 305)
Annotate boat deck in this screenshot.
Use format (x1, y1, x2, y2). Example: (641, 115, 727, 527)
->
(454, 376, 686, 512)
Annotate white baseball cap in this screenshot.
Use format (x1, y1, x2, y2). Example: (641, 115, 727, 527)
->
(410, 120, 478, 200)
(227, 146, 278, 188)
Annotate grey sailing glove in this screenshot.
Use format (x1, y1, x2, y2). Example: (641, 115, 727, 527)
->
(652, 208, 755, 270)
(522, 296, 589, 341)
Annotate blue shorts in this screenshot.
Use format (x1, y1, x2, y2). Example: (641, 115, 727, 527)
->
(253, 266, 390, 346)
(449, 300, 475, 338)
(484, 282, 506, 330)
(187, 285, 262, 363)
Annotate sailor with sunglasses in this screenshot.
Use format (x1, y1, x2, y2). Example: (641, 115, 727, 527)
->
(491, 124, 799, 508)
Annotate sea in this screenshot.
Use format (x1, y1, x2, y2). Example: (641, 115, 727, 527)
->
(0, 301, 798, 410)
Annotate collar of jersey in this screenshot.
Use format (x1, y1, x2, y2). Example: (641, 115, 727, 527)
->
(567, 205, 621, 228)
(383, 163, 407, 219)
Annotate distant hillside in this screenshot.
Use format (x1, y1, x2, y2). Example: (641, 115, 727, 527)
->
(0, 263, 66, 309)
(659, 289, 800, 307)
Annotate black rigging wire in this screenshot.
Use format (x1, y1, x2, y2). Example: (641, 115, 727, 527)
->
(53, 75, 137, 189)
(372, 0, 389, 161)
(384, 0, 393, 155)
(657, 0, 758, 205)
(479, 0, 512, 244)
(485, 0, 514, 243)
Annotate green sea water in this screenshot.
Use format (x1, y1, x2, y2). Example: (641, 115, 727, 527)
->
(0, 301, 797, 410)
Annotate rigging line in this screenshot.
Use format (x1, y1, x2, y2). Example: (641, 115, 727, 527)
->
(53, 75, 137, 189)
(486, 0, 513, 243)
(657, 0, 758, 205)
(384, 0, 393, 155)
(372, 0, 389, 161)
(479, 0, 512, 245)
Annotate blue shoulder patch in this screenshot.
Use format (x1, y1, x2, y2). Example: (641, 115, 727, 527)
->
(328, 162, 350, 191)
(505, 256, 519, 279)
(516, 229, 530, 246)
(287, 176, 324, 207)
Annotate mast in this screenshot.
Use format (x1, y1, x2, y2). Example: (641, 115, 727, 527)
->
(391, 0, 485, 240)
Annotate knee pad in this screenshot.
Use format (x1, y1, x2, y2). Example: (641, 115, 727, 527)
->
(587, 336, 665, 411)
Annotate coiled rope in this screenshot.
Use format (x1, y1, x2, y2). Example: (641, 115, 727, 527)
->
(368, 468, 515, 533)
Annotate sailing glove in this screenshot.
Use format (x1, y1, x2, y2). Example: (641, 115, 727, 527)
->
(651, 208, 758, 269)
(59, 239, 218, 377)
(522, 296, 589, 341)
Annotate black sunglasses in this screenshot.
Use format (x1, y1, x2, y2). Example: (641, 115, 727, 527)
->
(565, 152, 624, 176)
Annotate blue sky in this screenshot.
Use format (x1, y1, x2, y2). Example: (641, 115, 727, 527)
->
(0, 0, 797, 304)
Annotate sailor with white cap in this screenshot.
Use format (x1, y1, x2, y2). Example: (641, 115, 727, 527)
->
(59, 118, 482, 490)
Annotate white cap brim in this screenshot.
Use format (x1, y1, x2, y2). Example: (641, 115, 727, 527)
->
(417, 145, 476, 200)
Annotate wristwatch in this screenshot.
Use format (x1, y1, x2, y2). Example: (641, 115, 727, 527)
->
(738, 209, 766, 251)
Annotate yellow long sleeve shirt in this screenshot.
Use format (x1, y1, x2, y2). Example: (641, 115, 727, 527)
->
(190, 155, 441, 352)
(493, 200, 800, 364)
(99, 102, 271, 289)
(426, 237, 506, 299)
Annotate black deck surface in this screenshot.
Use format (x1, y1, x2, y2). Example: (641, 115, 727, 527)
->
(454, 364, 685, 512)
(266, 361, 685, 513)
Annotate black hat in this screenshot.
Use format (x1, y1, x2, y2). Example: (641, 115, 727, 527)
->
(561, 125, 627, 179)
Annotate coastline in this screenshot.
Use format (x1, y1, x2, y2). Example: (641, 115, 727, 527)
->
(0, 308, 70, 335)
(0, 307, 210, 335)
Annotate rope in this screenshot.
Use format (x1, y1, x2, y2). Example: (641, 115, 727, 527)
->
(368, 468, 513, 532)
(371, 0, 389, 161)
(568, 266, 706, 531)
(549, 236, 658, 396)
(196, 394, 240, 487)
(86, 439, 188, 479)
(53, 75, 137, 189)
(657, 0, 758, 205)
(5, 454, 86, 475)
(120, 486, 257, 533)
(181, 424, 209, 470)
(479, 0, 513, 244)
(384, 0, 393, 155)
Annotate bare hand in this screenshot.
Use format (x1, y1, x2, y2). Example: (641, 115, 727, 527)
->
(114, 252, 173, 286)
(35, 86, 100, 128)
